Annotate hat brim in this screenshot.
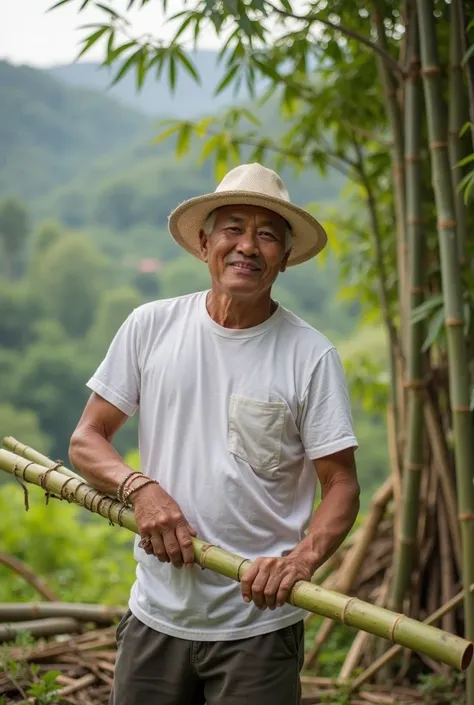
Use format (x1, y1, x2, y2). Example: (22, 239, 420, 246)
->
(168, 191, 328, 266)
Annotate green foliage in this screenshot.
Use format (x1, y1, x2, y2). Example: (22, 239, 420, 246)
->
(0, 482, 135, 604)
(33, 233, 112, 338)
(0, 404, 52, 460)
(417, 670, 466, 704)
(0, 197, 30, 279)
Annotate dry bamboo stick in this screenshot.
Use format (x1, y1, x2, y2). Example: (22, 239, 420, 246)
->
(304, 479, 393, 668)
(0, 602, 126, 624)
(437, 496, 456, 634)
(424, 397, 462, 573)
(0, 447, 472, 672)
(0, 552, 60, 602)
(57, 673, 97, 696)
(350, 583, 474, 690)
(0, 617, 81, 643)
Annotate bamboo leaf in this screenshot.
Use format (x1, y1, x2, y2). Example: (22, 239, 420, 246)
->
(47, 0, 71, 10)
(199, 133, 224, 163)
(215, 64, 240, 95)
(104, 40, 136, 66)
(411, 294, 444, 323)
(95, 3, 121, 17)
(462, 42, 474, 66)
(176, 49, 201, 83)
(422, 307, 445, 352)
(470, 388, 474, 412)
(169, 54, 177, 93)
(76, 27, 109, 60)
(176, 123, 192, 158)
(151, 122, 182, 145)
(109, 48, 143, 86)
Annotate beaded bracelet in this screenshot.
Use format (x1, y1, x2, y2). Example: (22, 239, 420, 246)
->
(123, 478, 158, 505)
(116, 471, 142, 504)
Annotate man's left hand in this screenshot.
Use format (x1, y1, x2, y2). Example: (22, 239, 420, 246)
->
(240, 553, 316, 610)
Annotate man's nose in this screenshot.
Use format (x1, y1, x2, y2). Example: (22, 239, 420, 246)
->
(237, 229, 259, 255)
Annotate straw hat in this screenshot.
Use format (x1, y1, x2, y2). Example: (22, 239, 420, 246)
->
(168, 163, 328, 266)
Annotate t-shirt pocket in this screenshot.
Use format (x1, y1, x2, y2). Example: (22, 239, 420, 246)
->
(228, 394, 286, 477)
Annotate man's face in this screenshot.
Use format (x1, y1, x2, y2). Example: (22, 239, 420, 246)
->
(199, 205, 290, 297)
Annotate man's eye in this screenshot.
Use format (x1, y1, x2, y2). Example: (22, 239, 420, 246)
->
(260, 231, 276, 239)
(226, 226, 240, 233)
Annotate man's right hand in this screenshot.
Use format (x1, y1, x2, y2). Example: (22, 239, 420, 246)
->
(130, 482, 197, 569)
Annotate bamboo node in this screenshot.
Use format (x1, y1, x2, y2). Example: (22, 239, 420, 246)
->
(388, 614, 404, 642)
(403, 379, 425, 389)
(198, 543, 215, 571)
(409, 287, 424, 294)
(452, 407, 471, 413)
(107, 500, 116, 526)
(405, 156, 422, 164)
(406, 217, 428, 224)
(429, 141, 448, 150)
(400, 536, 416, 546)
(421, 65, 441, 76)
(438, 219, 457, 229)
(406, 463, 424, 472)
(458, 514, 474, 522)
(445, 317, 463, 327)
(117, 504, 128, 527)
(341, 597, 357, 626)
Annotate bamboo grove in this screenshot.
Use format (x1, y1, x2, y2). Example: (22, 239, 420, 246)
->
(46, 0, 474, 700)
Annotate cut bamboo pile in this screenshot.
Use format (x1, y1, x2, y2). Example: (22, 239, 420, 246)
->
(0, 617, 448, 705)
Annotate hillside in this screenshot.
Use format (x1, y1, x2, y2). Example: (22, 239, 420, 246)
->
(48, 52, 255, 117)
(0, 60, 150, 201)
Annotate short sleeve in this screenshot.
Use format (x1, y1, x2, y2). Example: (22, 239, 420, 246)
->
(300, 347, 358, 460)
(86, 310, 141, 417)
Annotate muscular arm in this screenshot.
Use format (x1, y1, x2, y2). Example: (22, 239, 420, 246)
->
(69, 392, 133, 496)
(69, 392, 196, 568)
(290, 446, 360, 573)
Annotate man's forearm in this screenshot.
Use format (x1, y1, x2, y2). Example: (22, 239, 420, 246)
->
(290, 481, 360, 573)
(69, 429, 136, 497)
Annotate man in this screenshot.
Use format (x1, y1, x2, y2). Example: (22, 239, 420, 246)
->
(69, 162, 360, 705)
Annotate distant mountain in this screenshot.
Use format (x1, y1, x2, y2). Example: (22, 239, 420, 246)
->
(0, 60, 150, 201)
(48, 52, 254, 118)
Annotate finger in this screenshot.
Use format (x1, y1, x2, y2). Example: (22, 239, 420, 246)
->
(150, 534, 169, 562)
(276, 573, 297, 607)
(240, 563, 260, 604)
(162, 528, 184, 568)
(187, 523, 197, 537)
(175, 521, 195, 568)
(138, 539, 155, 556)
(263, 573, 283, 610)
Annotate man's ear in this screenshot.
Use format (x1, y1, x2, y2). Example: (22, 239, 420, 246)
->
(199, 229, 209, 262)
(279, 250, 291, 273)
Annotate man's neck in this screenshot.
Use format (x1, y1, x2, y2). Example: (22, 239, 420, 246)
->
(206, 289, 277, 329)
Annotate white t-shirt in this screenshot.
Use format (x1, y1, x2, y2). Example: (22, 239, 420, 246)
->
(87, 290, 358, 641)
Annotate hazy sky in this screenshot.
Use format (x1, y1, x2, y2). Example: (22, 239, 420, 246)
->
(1, 0, 223, 68)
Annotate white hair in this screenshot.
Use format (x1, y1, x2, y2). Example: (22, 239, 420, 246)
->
(203, 209, 293, 252)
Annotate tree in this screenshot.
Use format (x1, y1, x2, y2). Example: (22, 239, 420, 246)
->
(33, 232, 111, 338)
(0, 197, 29, 279)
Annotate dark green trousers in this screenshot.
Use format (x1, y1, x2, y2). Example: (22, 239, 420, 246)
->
(109, 609, 305, 705)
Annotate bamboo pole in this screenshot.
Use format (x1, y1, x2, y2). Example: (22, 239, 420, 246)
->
(0, 618, 81, 643)
(2, 436, 82, 481)
(0, 449, 472, 672)
(416, 0, 474, 700)
(448, 0, 469, 263)
(350, 583, 474, 691)
(389, 13, 425, 613)
(0, 602, 126, 624)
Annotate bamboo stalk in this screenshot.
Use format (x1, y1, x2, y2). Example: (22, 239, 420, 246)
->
(0, 602, 126, 624)
(449, 0, 469, 263)
(389, 13, 425, 613)
(0, 553, 60, 602)
(2, 436, 82, 481)
(0, 448, 472, 672)
(437, 496, 457, 634)
(350, 583, 474, 690)
(0, 618, 81, 643)
(416, 1, 474, 701)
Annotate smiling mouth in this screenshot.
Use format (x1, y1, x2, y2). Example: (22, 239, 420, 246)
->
(228, 262, 261, 272)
